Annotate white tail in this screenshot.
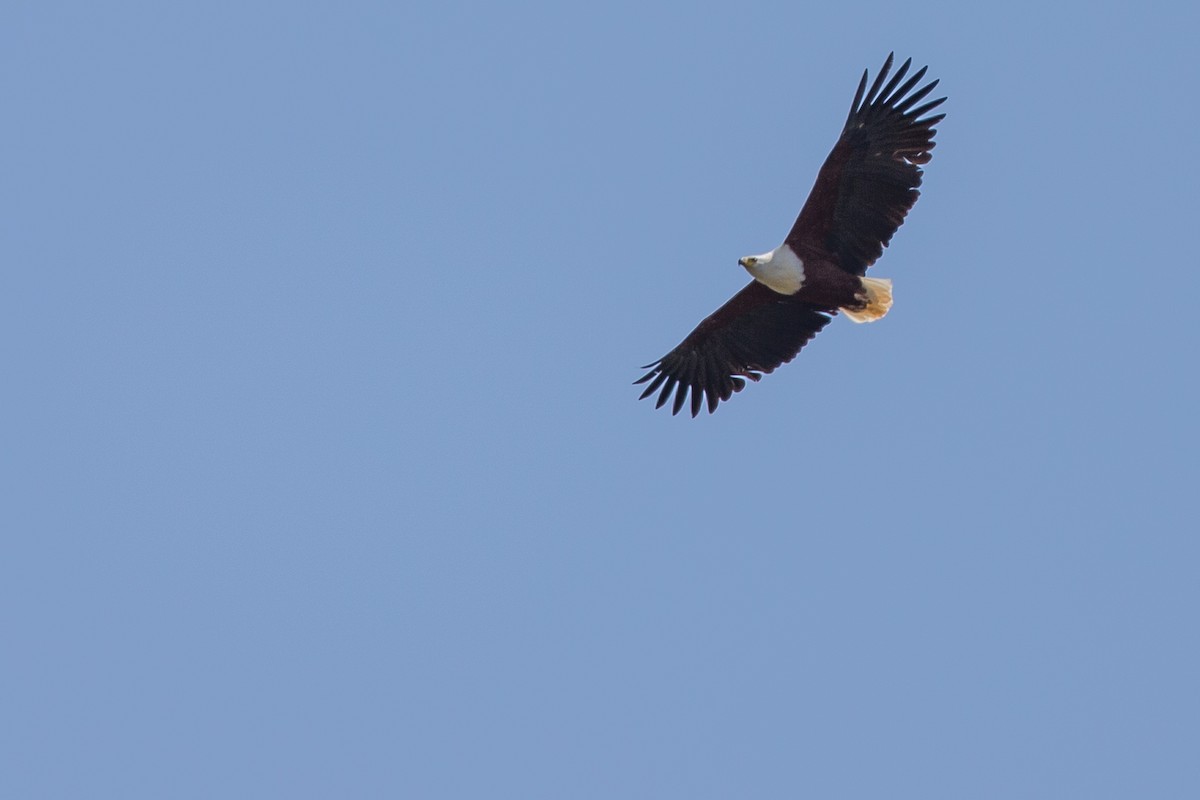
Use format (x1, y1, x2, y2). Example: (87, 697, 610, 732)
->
(840, 277, 893, 324)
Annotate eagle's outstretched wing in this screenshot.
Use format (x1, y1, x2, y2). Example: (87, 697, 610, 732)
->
(786, 53, 946, 275)
(635, 282, 831, 416)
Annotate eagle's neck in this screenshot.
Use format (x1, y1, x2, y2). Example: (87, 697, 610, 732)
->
(747, 244, 805, 295)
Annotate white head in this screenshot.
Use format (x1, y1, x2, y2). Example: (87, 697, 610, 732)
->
(738, 244, 805, 295)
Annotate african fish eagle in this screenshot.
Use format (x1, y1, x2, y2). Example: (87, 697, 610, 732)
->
(635, 53, 946, 416)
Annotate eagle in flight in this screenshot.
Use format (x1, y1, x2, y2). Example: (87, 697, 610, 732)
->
(636, 54, 946, 416)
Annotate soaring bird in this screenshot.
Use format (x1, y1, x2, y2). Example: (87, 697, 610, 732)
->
(635, 54, 945, 416)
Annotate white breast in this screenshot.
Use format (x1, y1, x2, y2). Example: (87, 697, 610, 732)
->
(747, 244, 805, 295)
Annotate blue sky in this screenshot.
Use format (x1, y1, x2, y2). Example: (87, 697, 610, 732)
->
(4, 1, 1199, 797)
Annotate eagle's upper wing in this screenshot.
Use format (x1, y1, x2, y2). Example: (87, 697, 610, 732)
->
(635, 281, 832, 416)
(785, 54, 946, 276)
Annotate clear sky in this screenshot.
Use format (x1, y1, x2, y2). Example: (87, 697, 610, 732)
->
(4, 1, 1199, 797)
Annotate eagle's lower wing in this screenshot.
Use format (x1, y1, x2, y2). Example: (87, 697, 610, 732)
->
(635, 281, 832, 416)
(786, 53, 946, 276)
